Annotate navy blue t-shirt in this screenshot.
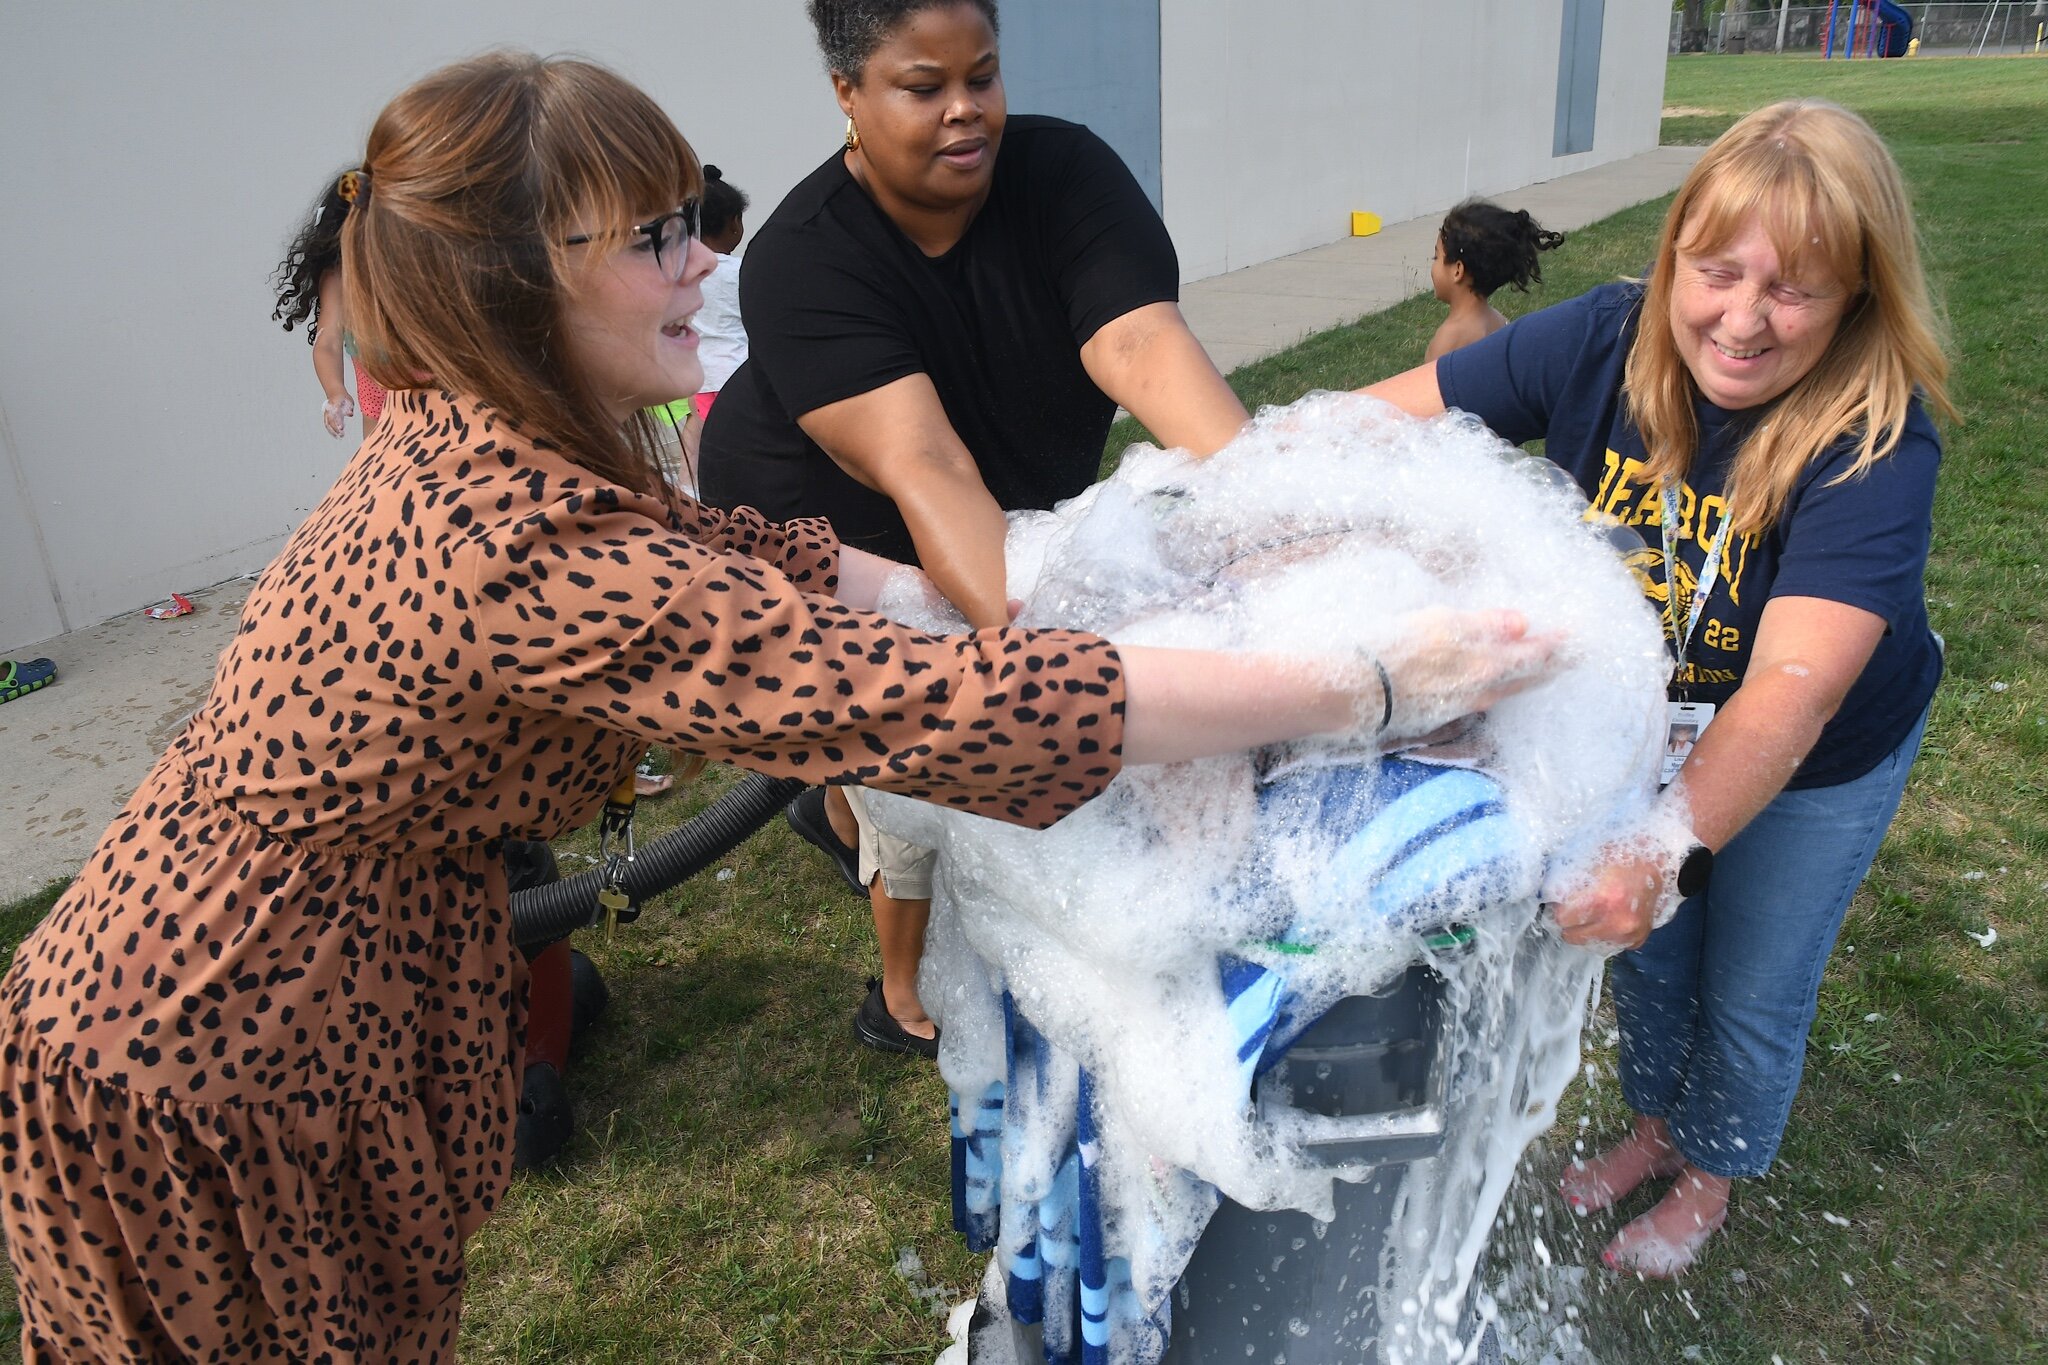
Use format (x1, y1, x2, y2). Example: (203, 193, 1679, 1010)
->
(1438, 281, 1942, 789)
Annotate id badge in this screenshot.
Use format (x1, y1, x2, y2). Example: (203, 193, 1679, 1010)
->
(1661, 700, 1716, 789)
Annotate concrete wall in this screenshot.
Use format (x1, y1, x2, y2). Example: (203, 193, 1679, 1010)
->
(1001, 0, 1165, 208)
(1158, 0, 1668, 281)
(0, 1, 838, 655)
(1, 1, 1667, 652)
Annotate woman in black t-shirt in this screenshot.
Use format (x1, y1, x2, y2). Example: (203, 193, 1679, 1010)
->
(702, 0, 1249, 1054)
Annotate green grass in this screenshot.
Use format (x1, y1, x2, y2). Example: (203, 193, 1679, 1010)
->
(0, 882, 65, 983)
(2, 51, 2044, 1365)
(1535, 55, 2048, 1365)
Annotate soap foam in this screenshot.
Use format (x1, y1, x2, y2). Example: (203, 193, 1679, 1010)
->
(875, 393, 1682, 1362)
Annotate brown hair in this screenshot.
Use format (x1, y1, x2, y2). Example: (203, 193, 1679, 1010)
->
(1623, 99, 1954, 535)
(342, 51, 700, 494)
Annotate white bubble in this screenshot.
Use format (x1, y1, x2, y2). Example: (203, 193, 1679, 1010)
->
(877, 394, 1672, 1362)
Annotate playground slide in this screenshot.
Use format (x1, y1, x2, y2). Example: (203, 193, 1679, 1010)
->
(1878, 0, 1914, 56)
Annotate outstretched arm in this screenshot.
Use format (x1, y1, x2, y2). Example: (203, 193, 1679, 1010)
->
(796, 375, 1012, 631)
(1122, 606, 1556, 765)
(1081, 301, 1248, 457)
(1550, 595, 1888, 949)
(1356, 359, 1448, 419)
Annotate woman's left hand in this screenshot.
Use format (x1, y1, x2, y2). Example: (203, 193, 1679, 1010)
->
(1550, 849, 1666, 950)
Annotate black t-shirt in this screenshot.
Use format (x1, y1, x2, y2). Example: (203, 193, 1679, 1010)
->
(699, 115, 1180, 565)
(1438, 281, 1943, 789)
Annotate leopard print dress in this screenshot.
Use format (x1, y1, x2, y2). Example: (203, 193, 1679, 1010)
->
(0, 390, 1125, 1363)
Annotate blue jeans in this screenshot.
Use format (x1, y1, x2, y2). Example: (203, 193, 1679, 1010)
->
(1611, 707, 1929, 1179)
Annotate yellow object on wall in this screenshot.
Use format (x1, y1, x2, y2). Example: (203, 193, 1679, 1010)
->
(1350, 211, 1382, 237)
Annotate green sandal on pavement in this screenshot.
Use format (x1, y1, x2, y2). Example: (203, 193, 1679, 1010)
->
(0, 658, 57, 704)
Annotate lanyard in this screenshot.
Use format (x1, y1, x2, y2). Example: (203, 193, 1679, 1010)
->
(1659, 481, 1735, 675)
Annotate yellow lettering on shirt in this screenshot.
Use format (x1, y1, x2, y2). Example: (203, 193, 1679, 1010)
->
(1586, 448, 1757, 638)
(1701, 619, 1741, 652)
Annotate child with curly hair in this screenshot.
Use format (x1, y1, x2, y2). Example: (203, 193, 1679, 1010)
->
(273, 170, 385, 440)
(1424, 199, 1565, 362)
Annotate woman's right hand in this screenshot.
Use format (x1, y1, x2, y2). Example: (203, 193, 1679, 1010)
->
(322, 393, 357, 438)
(1372, 606, 1558, 744)
(1117, 610, 1559, 769)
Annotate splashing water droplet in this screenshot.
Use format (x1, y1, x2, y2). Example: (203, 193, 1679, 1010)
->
(881, 395, 1677, 1361)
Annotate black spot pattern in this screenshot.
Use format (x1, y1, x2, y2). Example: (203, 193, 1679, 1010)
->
(0, 390, 1125, 1361)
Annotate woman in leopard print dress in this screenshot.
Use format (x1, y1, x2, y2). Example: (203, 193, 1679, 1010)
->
(0, 54, 1551, 1363)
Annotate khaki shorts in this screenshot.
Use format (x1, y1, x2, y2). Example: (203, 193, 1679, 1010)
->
(842, 785, 937, 901)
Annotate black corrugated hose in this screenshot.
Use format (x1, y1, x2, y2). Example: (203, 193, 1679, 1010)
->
(508, 773, 810, 948)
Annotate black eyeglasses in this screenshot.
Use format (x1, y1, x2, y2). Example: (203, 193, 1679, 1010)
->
(565, 199, 701, 280)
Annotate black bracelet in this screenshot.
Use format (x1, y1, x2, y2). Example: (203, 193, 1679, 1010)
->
(1373, 658, 1395, 734)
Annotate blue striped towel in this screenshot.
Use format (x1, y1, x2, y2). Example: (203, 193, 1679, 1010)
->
(948, 757, 1519, 1365)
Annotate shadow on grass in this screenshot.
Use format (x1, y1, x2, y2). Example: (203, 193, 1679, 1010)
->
(0, 879, 67, 979)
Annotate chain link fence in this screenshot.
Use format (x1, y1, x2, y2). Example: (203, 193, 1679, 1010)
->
(1672, 3, 2048, 55)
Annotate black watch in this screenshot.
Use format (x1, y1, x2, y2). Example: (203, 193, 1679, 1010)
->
(1675, 842, 1714, 899)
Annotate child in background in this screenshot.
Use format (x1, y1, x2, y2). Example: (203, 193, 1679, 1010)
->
(274, 170, 384, 440)
(1424, 200, 1565, 362)
(693, 165, 751, 421)
(667, 166, 751, 493)
(640, 167, 753, 796)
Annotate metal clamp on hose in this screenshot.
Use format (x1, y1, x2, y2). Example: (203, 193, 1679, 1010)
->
(508, 772, 812, 949)
(594, 772, 641, 938)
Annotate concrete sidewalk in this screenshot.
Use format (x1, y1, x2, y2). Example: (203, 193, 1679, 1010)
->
(0, 144, 1703, 904)
(2, 578, 254, 900)
(1181, 144, 1704, 372)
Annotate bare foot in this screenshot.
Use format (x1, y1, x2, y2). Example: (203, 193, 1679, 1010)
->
(1602, 1165, 1730, 1278)
(1561, 1115, 1685, 1214)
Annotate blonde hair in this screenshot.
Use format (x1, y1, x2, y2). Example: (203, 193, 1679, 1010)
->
(343, 52, 701, 494)
(1623, 99, 1953, 534)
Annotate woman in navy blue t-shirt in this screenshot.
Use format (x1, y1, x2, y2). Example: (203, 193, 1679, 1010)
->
(1363, 100, 1954, 1276)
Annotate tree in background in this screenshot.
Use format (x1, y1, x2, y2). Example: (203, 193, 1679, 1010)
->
(1724, 0, 1750, 52)
(1680, 0, 1711, 52)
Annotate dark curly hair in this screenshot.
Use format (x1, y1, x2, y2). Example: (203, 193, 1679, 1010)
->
(807, 0, 999, 80)
(1438, 199, 1566, 299)
(271, 171, 358, 343)
(701, 165, 750, 241)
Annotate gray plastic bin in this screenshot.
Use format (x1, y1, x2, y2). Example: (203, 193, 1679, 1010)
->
(969, 946, 1499, 1365)
(1161, 951, 1500, 1364)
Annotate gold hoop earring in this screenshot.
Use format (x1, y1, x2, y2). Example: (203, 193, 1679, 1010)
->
(844, 116, 861, 152)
